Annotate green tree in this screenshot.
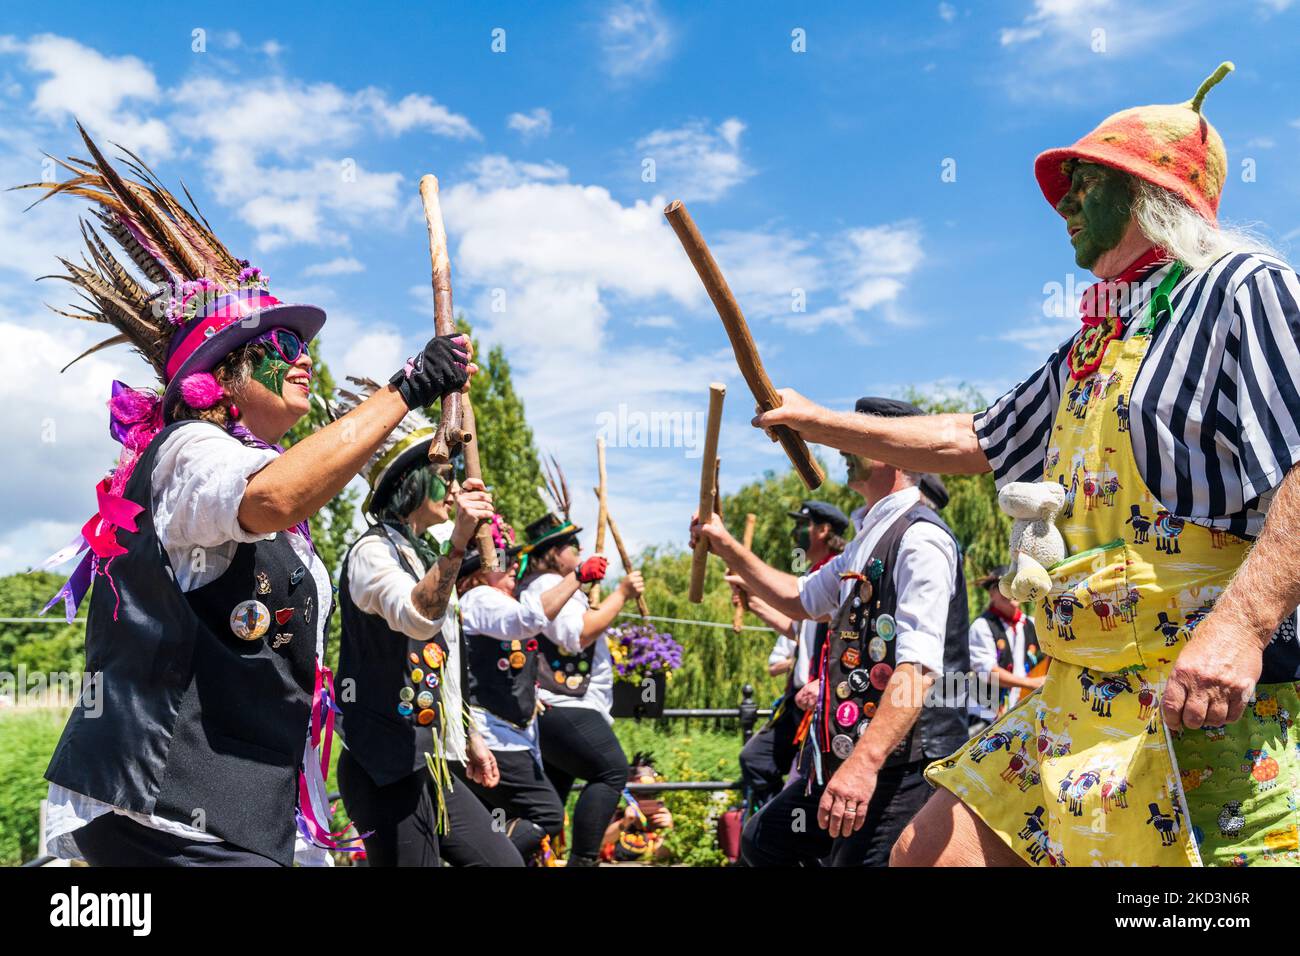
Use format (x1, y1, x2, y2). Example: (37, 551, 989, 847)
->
(454, 319, 547, 530)
(0, 571, 85, 676)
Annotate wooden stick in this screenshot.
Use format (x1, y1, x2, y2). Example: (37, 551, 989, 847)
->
(419, 174, 468, 464)
(458, 395, 498, 571)
(604, 507, 649, 619)
(732, 513, 756, 633)
(689, 383, 726, 603)
(591, 437, 609, 607)
(663, 200, 824, 490)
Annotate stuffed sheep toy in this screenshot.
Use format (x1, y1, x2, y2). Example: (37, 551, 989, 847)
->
(997, 481, 1067, 604)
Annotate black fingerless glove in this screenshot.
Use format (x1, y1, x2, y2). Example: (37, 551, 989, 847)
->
(390, 334, 469, 409)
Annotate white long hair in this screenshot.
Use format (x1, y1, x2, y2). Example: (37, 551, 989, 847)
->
(1131, 180, 1282, 269)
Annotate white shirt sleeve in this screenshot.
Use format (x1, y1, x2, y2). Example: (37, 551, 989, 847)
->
(891, 523, 958, 675)
(967, 616, 1000, 675)
(346, 532, 443, 641)
(769, 635, 797, 668)
(528, 573, 587, 654)
(461, 585, 548, 640)
(152, 424, 279, 552)
(798, 549, 850, 619)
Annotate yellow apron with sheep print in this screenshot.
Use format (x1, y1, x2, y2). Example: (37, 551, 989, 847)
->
(927, 262, 1300, 866)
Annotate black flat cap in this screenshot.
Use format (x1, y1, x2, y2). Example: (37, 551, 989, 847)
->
(854, 396, 925, 418)
(787, 500, 850, 535)
(853, 397, 949, 509)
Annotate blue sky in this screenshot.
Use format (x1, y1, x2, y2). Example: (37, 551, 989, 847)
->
(1, 0, 1299, 574)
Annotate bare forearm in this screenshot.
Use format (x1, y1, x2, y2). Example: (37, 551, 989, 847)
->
(411, 546, 466, 622)
(769, 658, 793, 677)
(240, 386, 409, 533)
(852, 664, 931, 768)
(1211, 464, 1300, 647)
(709, 530, 804, 618)
(747, 599, 796, 638)
(799, 409, 989, 475)
(581, 590, 626, 643)
(540, 575, 583, 619)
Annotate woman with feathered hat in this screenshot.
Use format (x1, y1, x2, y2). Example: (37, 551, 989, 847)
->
(331, 378, 523, 867)
(455, 523, 610, 862)
(32, 127, 475, 867)
(754, 64, 1300, 868)
(516, 472, 645, 867)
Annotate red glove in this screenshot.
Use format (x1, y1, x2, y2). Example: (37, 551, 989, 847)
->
(577, 556, 608, 584)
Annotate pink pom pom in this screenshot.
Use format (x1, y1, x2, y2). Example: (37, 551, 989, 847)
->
(178, 372, 225, 409)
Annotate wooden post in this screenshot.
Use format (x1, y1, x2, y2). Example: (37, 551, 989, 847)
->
(605, 507, 649, 619)
(664, 200, 824, 490)
(732, 513, 756, 632)
(689, 382, 726, 603)
(591, 437, 609, 607)
(419, 174, 468, 464)
(458, 395, 498, 571)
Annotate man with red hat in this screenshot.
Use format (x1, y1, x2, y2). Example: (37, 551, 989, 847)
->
(754, 63, 1300, 867)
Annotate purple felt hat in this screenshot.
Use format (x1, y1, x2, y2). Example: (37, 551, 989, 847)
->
(161, 287, 325, 416)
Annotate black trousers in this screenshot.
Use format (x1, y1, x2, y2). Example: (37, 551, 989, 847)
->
(72, 812, 281, 867)
(338, 748, 523, 867)
(739, 695, 801, 804)
(454, 748, 565, 858)
(739, 760, 931, 867)
(538, 705, 628, 862)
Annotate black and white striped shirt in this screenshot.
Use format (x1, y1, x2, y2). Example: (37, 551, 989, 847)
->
(975, 252, 1300, 541)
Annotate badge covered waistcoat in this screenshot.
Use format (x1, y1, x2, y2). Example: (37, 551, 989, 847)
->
(536, 633, 595, 698)
(337, 524, 453, 786)
(810, 505, 970, 779)
(464, 609, 540, 727)
(44, 420, 321, 866)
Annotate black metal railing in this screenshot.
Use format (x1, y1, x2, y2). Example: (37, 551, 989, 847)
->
(20, 684, 773, 866)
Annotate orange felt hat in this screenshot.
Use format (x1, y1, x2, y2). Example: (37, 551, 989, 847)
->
(1034, 62, 1234, 223)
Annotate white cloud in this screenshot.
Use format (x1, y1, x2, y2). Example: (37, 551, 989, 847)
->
(938, 2, 958, 21)
(369, 91, 480, 140)
(636, 118, 752, 202)
(10, 34, 171, 158)
(171, 76, 476, 250)
(995, 0, 1204, 100)
(598, 0, 673, 81)
(506, 108, 553, 140)
(466, 154, 569, 190)
(303, 256, 365, 277)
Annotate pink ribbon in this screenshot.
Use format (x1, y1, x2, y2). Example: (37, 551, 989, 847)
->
(295, 663, 365, 852)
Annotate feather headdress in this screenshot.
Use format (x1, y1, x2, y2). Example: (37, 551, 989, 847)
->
(19, 121, 324, 412)
(18, 121, 249, 377)
(330, 376, 443, 513)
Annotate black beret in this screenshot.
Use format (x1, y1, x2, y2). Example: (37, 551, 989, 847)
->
(787, 500, 850, 534)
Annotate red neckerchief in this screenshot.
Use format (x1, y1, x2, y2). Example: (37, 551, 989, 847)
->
(809, 553, 834, 574)
(1068, 246, 1169, 380)
(992, 604, 1023, 628)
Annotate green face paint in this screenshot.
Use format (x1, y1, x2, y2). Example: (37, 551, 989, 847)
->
(250, 349, 292, 398)
(1056, 161, 1132, 270)
(842, 453, 874, 484)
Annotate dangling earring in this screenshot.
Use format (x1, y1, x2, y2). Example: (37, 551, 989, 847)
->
(228, 403, 241, 421)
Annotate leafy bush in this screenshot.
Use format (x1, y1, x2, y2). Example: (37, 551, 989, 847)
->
(0, 708, 66, 865)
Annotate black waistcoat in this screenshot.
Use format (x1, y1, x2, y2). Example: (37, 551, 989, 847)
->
(44, 420, 321, 866)
(463, 591, 539, 727)
(337, 524, 453, 786)
(814, 504, 970, 777)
